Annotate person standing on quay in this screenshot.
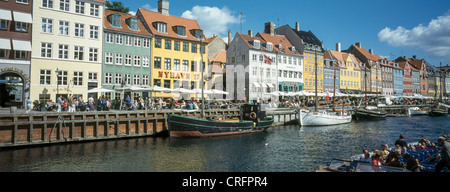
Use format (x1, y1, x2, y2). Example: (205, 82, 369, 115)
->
(395, 135, 408, 148)
(436, 137, 450, 172)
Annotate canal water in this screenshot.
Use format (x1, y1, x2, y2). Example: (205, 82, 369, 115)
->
(1, 115, 449, 172)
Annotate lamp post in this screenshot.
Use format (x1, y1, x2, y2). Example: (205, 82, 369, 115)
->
(55, 68, 60, 96)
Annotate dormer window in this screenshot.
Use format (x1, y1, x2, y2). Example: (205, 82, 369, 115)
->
(128, 17, 139, 31)
(111, 14, 121, 28)
(253, 40, 260, 49)
(154, 22, 167, 33)
(266, 42, 273, 51)
(193, 29, 203, 39)
(174, 25, 186, 36)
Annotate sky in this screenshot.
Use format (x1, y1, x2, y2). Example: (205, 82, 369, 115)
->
(125, 0, 450, 67)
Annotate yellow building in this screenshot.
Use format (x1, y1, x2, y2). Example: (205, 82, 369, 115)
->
(303, 50, 324, 92)
(136, 1, 208, 99)
(30, 0, 105, 102)
(327, 50, 361, 93)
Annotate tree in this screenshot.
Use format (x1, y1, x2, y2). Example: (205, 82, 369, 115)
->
(105, 0, 129, 13)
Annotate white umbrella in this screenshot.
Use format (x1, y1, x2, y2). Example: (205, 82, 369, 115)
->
(83, 87, 116, 93)
(193, 88, 214, 94)
(211, 89, 229, 95)
(171, 88, 196, 94)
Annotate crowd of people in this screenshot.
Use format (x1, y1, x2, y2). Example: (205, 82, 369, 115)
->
(358, 134, 450, 172)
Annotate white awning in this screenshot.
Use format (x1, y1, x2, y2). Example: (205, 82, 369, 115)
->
(0, 9, 12, 21)
(0, 38, 11, 50)
(266, 83, 274, 88)
(12, 39, 31, 51)
(13, 11, 32, 23)
(252, 82, 261, 88)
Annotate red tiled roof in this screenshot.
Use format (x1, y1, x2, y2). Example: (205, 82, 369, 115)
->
(257, 32, 301, 56)
(137, 8, 205, 42)
(104, 9, 151, 36)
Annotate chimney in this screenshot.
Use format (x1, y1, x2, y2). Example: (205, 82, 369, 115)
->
(228, 30, 232, 45)
(355, 42, 362, 48)
(295, 22, 300, 32)
(158, 0, 169, 16)
(369, 49, 374, 55)
(248, 30, 253, 37)
(264, 22, 275, 36)
(412, 55, 417, 59)
(336, 43, 341, 52)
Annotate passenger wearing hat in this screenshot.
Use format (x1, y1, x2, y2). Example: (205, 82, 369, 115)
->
(435, 137, 450, 172)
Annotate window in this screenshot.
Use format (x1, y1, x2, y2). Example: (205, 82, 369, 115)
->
(90, 3, 99, 16)
(60, 0, 69, 11)
(115, 34, 122, 44)
(12, 22, 26, 33)
(134, 37, 141, 47)
(115, 53, 122, 65)
(125, 74, 131, 85)
(105, 33, 113, 43)
(156, 22, 167, 33)
(88, 72, 97, 82)
(57, 70, 68, 85)
(154, 38, 161, 48)
(42, 0, 53, 8)
(142, 75, 149, 86)
(58, 44, 68, 59)
(41, 18, 53, 33)
(133, 55, 141, 66)
(89, 48, 98, 61)
(75, 23, 84, 37)
(89, 25, 98, 39)
(16, 0, 29, 4)
(174, 59, 180, 71)
(176, 26, 186, 36)
(40, 70, 51, 85)
(153, 79, 161, 87)
(75, 1, 85, 14)
(115, 73, 122, 85)
(164, 58, 171, 70)
(174, 41, 180, 51)
(165, 39, 171, 50)
(0, 20, 7, 30)
(0, 49, 6, 58)
(129, 18, 138, 30)
(41, 42, 52, 58)
(191, 61, 197, 72)
(142, 56, 149, 67)
(14, 50, 26, 60)
(200, 45, 205, 54)
(105, 52, 113, 64)
(191, 44, 197, 53)
(154, 57, 161, 68)
(143, 38, 150, 48)
(133, 74, 140, 85)
(124, 54, 132, 66)
(105, 73, 112, 84)
(164, 79, 171, 88)
(74, 46, 83, 60)
(182, 60, 189, 71)
(111, 14, 121, 27)
(193, 29, 203, 39)
(59, 21, 69, 35)
(124, 36, 132, 45)
(73, 71, 83, 86)
(183, 42, 189, 52)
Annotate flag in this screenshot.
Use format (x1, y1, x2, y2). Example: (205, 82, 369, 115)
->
(264, 55, 272, 65)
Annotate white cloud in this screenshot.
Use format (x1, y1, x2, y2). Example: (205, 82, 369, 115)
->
(181, 6, 240, 38)
(142, 3, 158, 12)
(378, 11, 450, 58)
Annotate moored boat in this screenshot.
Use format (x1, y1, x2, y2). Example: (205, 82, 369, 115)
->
(168, 104, 274, 137)
(299, 109, 352, 126)
(429, 107, 447, 117)
(352, 106, 387, 120)
(407, 107, 429, 116)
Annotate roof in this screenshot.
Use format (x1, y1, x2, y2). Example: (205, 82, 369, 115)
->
(294, 29, 322, 46)
(257, 32, 301, 56)
(326, 50, 360, 70)
(209, 50, 226, 63)
(137, 8, 205, 42)
(104, 9, 151, 36)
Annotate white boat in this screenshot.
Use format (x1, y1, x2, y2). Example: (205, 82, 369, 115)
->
(299, 109, 352, 126)
(407, 107, 429, 116)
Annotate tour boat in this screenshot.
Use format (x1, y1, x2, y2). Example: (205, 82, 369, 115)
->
(407, 107, 429, 116)
(299, 109, 352, 126)
(352, 106, 387, 120)
(168, 104, 274, 137)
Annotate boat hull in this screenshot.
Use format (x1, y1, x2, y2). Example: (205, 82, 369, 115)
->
(299, 110, 352, 126)
(168, 114, 274, 137)
(407, 107, 429, 116)
(429, 109, 447, 117)
(352, 108, 387, 120)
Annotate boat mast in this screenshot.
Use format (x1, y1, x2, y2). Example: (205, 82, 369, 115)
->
(314, 48, 318, 112)
(364, 62, 368, 108)
(376, 62, 379, 108)
(200, 37, 205, 118)
(327, 51, 336, 112)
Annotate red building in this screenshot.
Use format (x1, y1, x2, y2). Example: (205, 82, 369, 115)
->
(398, 61, 413, 96)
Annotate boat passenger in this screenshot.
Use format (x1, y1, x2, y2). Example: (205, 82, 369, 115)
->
(371, 153, 382, 166)
(384, 152, 402, 168)
(403, 154, 420, 172)
(380, 144, 390, 161)
(436, 137, 450, 172)
(359, 149, 371, 163)
(395, 135, 408, 148)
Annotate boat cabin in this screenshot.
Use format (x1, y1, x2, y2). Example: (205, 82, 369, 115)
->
(241, 103, 267, 121)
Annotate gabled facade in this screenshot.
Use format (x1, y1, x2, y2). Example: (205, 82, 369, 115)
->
(102, 9, 152, 100)
(225, 32, 277, 102)
(137, 0, 208, 99)
(326, 49, 361, 94)
(0, 0, 33, 107)
(30, 0, 105, 103)
(323, 50, 340, 94)
(398, 60, 413, 96)
(392, 62, 403, 96)
(275, 23, 324, 93)
(206, 34, 227, 96)
(380, 59, 393, 96)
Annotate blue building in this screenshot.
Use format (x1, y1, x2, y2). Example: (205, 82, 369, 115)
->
(324, 50, 340, 94)
(392, 62, 403, 96)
